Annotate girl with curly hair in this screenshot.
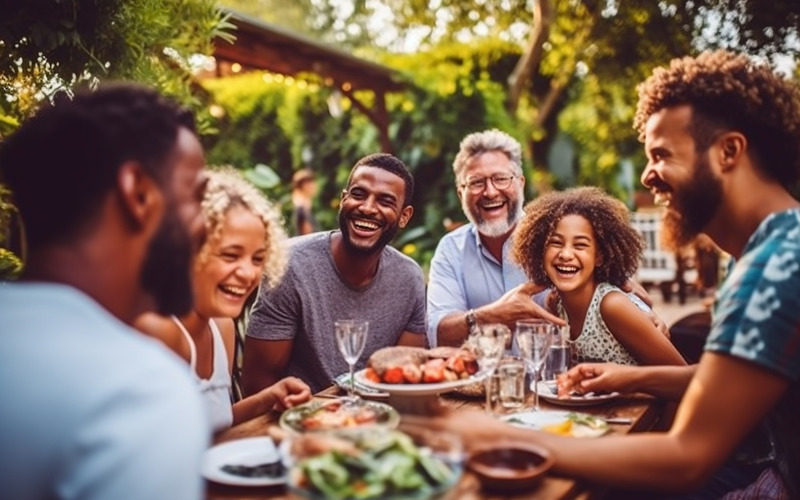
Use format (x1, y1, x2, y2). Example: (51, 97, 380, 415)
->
(512, 186, 685, 366)
(136, 167, 311, 432)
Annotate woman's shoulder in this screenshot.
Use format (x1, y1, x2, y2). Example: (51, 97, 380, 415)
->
(133, 313, 186, 357)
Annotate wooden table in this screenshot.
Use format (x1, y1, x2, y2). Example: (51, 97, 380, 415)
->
(206, 388, 663, 500)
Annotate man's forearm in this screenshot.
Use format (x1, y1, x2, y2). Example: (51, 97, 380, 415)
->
(435, 312, 472, 346)
(631, 365, 697, 401)
(435, 307, 512, 347)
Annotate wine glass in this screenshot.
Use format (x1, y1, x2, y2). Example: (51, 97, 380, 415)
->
(515, 320, 555, 411)
(334, 319, 369, 405)
(468, 323, 510, 413)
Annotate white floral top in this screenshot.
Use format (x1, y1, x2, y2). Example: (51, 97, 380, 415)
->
(557, 282, 638, 366)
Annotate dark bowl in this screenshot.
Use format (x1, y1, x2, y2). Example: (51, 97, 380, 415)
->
(466, 442, 554, 492)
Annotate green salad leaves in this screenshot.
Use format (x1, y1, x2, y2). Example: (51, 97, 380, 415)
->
(292, 430, 458, 499)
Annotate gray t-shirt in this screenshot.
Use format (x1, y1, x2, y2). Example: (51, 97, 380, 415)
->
(246, 231, 427, 392)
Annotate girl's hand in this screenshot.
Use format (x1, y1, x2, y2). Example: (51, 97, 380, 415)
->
(557, 363, 636, 397)
(269, 377, 311, 411)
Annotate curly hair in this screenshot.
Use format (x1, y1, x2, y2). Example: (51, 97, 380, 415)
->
(452, 129, 523, 183)
(199, 167, 288, 289)
(0, 83, 195, 251)
(511, 187, 644, 288)
(633, 50, 800, 185)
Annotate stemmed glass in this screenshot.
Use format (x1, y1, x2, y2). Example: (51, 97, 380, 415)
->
(334, 319, 369, 405)
(468, 323, 510, 413)
(515, 320, 555, 411)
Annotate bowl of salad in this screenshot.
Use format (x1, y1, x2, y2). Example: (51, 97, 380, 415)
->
(281, 422, 463, 499)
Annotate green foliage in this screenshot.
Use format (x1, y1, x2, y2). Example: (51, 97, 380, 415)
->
(0, 186, 22, 280)
(0, 0, 229, 129)
(0, 0, 230, 277)
(202, 40, 524, 270)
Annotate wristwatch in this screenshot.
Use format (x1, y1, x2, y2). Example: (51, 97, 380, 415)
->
(465, 308, 477, 333)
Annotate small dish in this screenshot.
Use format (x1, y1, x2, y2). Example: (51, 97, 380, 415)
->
(467, 442, 554, 492)
(279, 398, 400, 433)
(537, 381, 620, 407)
(501, 410, 610, 437)
(202, 437, 286, 486)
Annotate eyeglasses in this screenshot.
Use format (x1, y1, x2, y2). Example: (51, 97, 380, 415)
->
(461, 174, 517, 194)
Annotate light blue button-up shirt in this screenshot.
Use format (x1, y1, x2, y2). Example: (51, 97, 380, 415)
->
(426, 223, 531, 347)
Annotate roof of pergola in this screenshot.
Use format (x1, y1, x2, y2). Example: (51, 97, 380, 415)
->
(212, 8, 406, 93)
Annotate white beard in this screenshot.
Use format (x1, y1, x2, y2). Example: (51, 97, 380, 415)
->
(463, 195, 524, 238)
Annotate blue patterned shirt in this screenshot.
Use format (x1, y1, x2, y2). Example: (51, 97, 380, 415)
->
(705, 208, 800, 496)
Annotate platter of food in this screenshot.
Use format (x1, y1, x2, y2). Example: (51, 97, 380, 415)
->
(202, 437, 286, 486)
(354, 345, 485, 396)
(536, 381, 620, 407)
(282, 425, 462, 499)
(502, 410, 610, 438)
(279, 399, 400, 433)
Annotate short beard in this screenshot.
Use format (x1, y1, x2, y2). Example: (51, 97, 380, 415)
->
(140, 208, 195, 316)
(462, 192, 524, 238)
(661, 154, 722, 251)
(338, 211, 400, 256)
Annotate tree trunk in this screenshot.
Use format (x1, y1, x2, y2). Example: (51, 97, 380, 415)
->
(507, 0, 554, 114)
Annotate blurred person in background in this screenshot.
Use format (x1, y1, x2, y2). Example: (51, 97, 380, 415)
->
(291, 168, 319, 236)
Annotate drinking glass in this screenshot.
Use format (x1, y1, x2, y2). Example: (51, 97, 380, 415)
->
(468, 323, 510, 413)
(334, 319, 369, 404)
(497, 356, 526, 410)
(515, 320, 555, 411)
(544, 325, 571, 382)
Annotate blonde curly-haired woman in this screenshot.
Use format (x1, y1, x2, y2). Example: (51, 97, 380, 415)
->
(136, 167, 311, 432)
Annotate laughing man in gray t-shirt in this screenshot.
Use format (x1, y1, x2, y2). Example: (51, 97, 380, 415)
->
(243, 154, 427, 394)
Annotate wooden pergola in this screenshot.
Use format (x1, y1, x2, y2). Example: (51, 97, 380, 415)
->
(211, 8, 406, 153)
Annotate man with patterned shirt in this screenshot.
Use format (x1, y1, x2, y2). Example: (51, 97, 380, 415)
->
(436, 50, 800, 498)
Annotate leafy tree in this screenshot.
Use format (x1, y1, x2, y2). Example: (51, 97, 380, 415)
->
(339, 0, 799, 169)
(0, 0, 231, 128)
(0, 0, 231, 279)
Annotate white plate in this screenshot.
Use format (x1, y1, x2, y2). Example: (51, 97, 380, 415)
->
(535, 380, 620, 407)
(501, 410, 610, 437)
(354, 368, 485, 396)
(202, 437, 286, 486)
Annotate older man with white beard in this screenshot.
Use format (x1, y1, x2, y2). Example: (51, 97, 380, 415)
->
(427, 129, 659, 348)
(426, 129, 565, 347)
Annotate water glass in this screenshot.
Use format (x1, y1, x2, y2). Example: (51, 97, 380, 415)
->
(468, 323, 510, 413)
(543, 325, 571, 382)
(515, 319, 555, 411)
(496, 356, 526, 410)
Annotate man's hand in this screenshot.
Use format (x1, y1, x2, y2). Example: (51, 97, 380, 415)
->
(621, 279, 653, 307)
(267, 376, 312, 411)
(648, 311, 670, 339)
(556, 363, 637, 397)
(492, 282, 566, 328)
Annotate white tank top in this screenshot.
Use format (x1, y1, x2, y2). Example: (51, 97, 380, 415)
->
(171, 316, 233, 432)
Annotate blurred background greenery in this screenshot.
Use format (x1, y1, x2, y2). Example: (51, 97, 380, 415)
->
(1, 0, 798, 279)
